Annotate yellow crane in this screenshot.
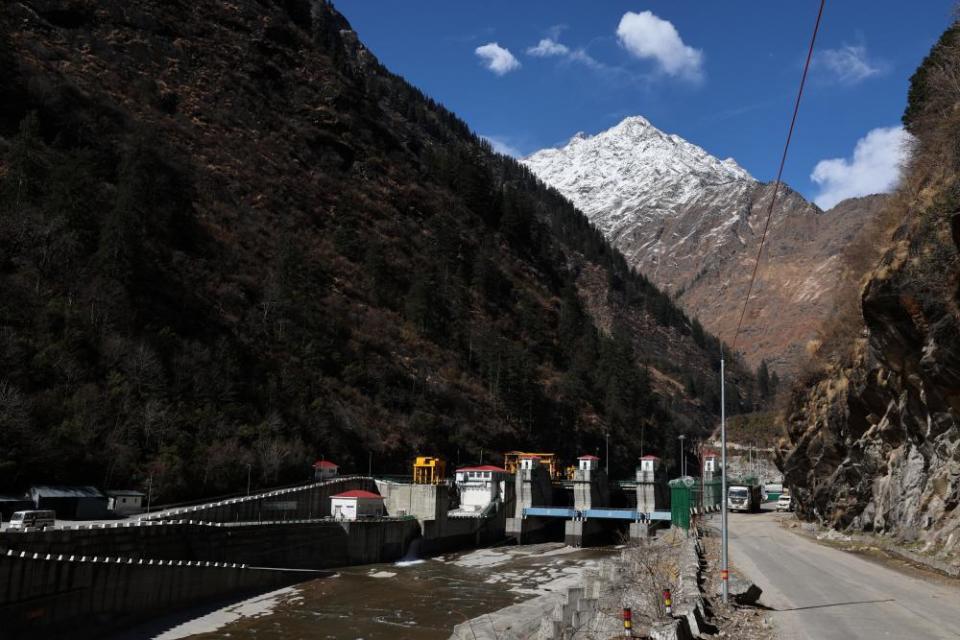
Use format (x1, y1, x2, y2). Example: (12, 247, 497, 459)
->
(413, 456, 446, 484)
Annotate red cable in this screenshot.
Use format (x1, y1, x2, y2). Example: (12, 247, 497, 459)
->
(730, 0, 826, 354)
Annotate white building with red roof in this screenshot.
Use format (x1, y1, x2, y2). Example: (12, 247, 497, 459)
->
(330, 489, 384, 520)
(453, 465, 507, 515)
(702, 449, 720, 474)
(313, 459, 339, 481)
(637, 455, 661, 482)
(577, 454, 600, 472)
(636, 455, 667, 513)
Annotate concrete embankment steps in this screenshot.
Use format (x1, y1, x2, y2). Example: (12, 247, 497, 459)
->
(448, 529, 715, 640)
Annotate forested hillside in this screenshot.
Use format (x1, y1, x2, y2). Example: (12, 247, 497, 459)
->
(0, 0, 754, 500)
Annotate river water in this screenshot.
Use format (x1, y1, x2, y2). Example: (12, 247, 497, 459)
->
(165, 543, 616, 640)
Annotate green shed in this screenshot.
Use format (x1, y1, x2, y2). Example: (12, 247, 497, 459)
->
(669, 476, 697, 530)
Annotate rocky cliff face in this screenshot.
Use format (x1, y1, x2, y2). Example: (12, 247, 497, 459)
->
(524, 118, 886, 378)
(779, 23, 960, 554)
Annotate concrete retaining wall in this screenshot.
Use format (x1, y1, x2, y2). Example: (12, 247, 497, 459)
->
(0, 551, 306, 640)
(0, 518, 421, 569)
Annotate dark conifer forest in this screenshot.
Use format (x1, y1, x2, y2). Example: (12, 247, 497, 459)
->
(0, 1, 755, 500)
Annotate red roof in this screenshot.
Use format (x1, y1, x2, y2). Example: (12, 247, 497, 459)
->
(457, 465, 506, 473)
(313, 460, 338, 469)
(578, 455, 600, 460)
(640, 455, 660, 460)
(331, 490, 383, 500)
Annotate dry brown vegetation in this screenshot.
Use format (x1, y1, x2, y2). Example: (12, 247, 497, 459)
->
(797, 21, 960, 388)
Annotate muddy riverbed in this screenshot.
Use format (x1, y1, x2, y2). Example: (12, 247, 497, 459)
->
(147, 543, 616, 640)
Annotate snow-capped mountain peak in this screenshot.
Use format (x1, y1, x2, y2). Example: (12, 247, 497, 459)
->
(522, 114, 883, 380)
(523, 115, 755, 247)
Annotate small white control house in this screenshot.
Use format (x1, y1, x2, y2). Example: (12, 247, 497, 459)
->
(454, 465, 507, 513)
(330, 489, 385, 521)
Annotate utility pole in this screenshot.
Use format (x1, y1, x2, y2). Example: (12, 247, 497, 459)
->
(368, 451, 373, 477)
(721, 355, 729, 604)
(246, 463, 252, 496)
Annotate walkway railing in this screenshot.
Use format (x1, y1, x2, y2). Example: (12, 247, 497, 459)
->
(522, 507, 671, 521)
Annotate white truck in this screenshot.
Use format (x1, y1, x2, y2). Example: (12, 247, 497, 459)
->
(727, 484, 762, 513)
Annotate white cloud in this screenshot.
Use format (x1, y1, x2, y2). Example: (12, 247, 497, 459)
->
(810, 126, 913, 210)
(526, 35, 609, 74)
(481, 135, 522, 158)
(527, 38, 570, 57)
(546, 25, 567, 41)
(475, 42, 521, 75)
(616, 11, 703, 81)
(816, 44, 883, 84)
(568, 48, 605, 70)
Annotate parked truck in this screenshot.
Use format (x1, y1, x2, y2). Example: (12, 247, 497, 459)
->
(727, 482, 762, 513)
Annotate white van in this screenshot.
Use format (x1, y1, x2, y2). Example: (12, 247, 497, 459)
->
(9, 510, 56, 530)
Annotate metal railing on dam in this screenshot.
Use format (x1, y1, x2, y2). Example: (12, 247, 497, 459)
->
(522, 507, 673, 521)
(140, 475, 377, 523)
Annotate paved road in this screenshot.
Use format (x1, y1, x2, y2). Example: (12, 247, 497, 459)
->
(727, 510, 960, 639)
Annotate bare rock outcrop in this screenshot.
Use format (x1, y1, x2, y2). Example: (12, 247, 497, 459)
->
(778, 20, 960, 552)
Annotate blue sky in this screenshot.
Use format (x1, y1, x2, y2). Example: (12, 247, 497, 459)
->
(337, 1, 954, 207)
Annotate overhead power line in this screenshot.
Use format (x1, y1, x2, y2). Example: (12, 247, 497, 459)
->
(721, 0, 826, 606)
(730, 0, 826, 355)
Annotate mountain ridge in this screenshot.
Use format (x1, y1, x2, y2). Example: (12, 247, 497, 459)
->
(523, 115, 887, 378)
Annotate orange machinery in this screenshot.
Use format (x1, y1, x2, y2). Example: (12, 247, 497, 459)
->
(502, 451, 563, 479)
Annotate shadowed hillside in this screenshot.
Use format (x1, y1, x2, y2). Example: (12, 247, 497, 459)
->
(0, 0, 755, 500)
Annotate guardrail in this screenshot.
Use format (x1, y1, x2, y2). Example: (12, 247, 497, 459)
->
(523, 507, 577, 518)
(521, 508, 672, 521)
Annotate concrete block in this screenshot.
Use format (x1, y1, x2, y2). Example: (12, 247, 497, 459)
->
(716, 576, 762, 605)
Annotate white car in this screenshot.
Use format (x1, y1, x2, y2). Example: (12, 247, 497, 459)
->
(776, 494, 793, 512)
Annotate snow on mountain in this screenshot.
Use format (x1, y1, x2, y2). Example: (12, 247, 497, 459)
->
(525, 116, 753, 222)
(524, 116, 757, 285)
(523, 116, 885, 378)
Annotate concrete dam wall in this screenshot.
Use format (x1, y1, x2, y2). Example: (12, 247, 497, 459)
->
(0, 475, 426, 640)
(0, 518, 421, 570)
(0, 476, 508, 638)
(0, 551, 303, 640)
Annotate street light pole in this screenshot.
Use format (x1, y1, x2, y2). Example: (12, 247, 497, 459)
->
(605, 432, 609, 475)
(146, 474, 153, 515)
(721, 355, 729, 604)
(678, 434, 686, 477)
